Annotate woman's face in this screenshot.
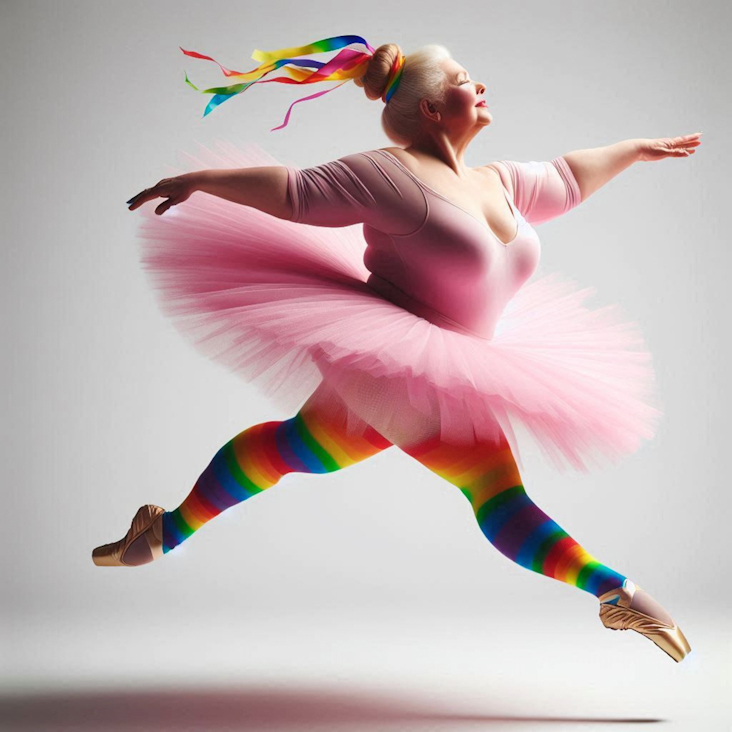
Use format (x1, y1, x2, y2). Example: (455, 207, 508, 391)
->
(433, 58, 490, 133)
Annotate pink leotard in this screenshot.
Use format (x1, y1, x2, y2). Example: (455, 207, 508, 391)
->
(287, 150, 582, 339)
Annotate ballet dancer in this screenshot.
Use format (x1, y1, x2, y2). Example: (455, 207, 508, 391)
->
(93, 35, 701, 662)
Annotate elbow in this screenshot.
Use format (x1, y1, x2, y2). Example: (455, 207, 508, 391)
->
(242, 165, 296, 220)
(554, 156, 586, 206)
(282, 166, 300, 222)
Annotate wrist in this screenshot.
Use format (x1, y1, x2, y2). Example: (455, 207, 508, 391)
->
(629, 138, 647, 162)
(182, 169, 210, 192)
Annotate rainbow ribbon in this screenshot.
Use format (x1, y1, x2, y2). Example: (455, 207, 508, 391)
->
(382, 52, 404, 104)
(181, 34, 376, 131)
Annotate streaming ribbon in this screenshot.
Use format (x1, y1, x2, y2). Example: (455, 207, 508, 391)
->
(180, 34, 377, 131)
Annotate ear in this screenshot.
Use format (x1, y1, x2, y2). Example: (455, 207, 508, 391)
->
(419, 98, 441, 123)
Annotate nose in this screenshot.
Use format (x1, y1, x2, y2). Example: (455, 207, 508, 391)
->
(476, 80, 486, 95)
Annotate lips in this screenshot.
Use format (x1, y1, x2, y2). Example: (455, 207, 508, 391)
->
(476, 101, 487, 107)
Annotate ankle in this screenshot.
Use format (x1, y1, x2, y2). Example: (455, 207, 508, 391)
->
(599, 578, 635, 605)
(161, 510, 183, 554)
(599, 579, 675, 626)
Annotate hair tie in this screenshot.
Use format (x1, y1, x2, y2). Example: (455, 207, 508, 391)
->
(381, 52, 405, 104)
(180, 34, 403, 131)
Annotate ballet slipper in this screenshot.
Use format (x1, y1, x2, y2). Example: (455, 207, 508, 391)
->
(92, 504, 166, 567)
(599, 579, 691, 662)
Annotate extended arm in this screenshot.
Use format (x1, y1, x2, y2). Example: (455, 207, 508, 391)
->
(484, 134, 702, 226)
(195, 166, 292, 219)
(126, 165, 292, 219)
(562, 134, 703, 200)
(561, 139, 642, 203)
(127, 152, 425, 235)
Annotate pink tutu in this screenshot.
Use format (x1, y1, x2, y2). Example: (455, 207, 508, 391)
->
(135, 139, 662, 473)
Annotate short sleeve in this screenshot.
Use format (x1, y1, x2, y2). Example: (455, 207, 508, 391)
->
(488, 156, 582, 225)
(286, 151, 427, 236)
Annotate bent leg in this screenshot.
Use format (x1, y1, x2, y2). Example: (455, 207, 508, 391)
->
(400, 428, 627, 598)
(162, 384, 393, 553)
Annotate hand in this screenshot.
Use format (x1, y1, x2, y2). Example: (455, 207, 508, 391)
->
(126, 172, 198, 215)
(636, 133, 703, 162)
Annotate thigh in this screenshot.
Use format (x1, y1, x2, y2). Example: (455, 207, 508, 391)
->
(316, 371, 444, 451)
(297, 378, 395, 463)
(396, 413, 523, 515)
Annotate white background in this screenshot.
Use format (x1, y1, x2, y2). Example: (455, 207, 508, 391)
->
(2, 1, 730, 730)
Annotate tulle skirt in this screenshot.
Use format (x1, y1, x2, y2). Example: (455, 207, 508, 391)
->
(135, 139, 663, 473)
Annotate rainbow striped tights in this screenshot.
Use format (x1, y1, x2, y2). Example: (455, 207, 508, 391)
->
(162, 399, 627, 598)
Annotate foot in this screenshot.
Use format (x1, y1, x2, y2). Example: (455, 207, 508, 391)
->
(92, 504, 166, 567)
(599, 579, 691, 662)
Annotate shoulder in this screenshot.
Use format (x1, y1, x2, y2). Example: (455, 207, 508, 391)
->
(475, 162, 515, 198)
(349, 147, 419, 180)
(377, 146, 408, 157)
(331, 148, 400, 170)
(342, 147, 404, 160)
(375, 147, 416, 170)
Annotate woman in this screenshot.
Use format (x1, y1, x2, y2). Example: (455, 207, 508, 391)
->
(93, 35, 701, 662)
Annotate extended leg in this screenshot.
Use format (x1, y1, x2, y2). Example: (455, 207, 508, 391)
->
(401, 429, 627, 597)
(92, 384, 393, 566)
(394, 422, 690, 661)
(162, 393, 393, 553)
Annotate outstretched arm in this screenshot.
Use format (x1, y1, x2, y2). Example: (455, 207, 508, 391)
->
(126, 166, 292, 219)
(485, 133, 702, 226)
(126, 152, 426, 235)
(562, 133, 702, 202)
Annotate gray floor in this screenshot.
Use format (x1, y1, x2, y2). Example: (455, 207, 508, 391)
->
(2, 602, 728, 731)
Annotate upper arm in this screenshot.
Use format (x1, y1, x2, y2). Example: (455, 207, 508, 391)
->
(286, 151, 427, 235)
(485, 156, 582, 225)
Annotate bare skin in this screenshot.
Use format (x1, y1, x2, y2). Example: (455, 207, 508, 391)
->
(125, 56, 703, 222)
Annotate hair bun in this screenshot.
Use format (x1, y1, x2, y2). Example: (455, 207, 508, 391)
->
(354, 43, 403, 101)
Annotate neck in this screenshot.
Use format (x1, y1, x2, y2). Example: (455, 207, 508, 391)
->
(404, 128, 480, 178)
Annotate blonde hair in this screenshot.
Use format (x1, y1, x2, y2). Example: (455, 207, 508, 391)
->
(353, 43, 453, 146)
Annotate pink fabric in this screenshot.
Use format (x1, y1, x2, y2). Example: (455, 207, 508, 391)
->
(287, 149, 580, 339)
(489, 157, 583, 225)
(136, 139, 662, 472)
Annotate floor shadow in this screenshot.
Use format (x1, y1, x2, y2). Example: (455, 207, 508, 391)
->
(0, 683, 665, 730)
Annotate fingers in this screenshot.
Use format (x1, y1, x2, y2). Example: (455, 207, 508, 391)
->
(126, 190, 147, 210)
(127, 186, 159, 211)
(676, 134, 703, 155)
(126, 178, 173, 211)
(154, 199, 177, 216)
(665, 132, 703, 158)
(677, 133, 703, 149)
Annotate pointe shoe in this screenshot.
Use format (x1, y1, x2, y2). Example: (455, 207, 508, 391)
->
(92, 504, 166, 567)
(599, 579, 691, 662)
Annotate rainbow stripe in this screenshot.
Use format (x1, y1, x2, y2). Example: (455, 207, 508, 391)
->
(161, 398, 626, 599)
(180, 34, 378, 130)
(382, 53, 405, 103)
(405, 434, 627, 597)
(162, 409, 391, 553)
